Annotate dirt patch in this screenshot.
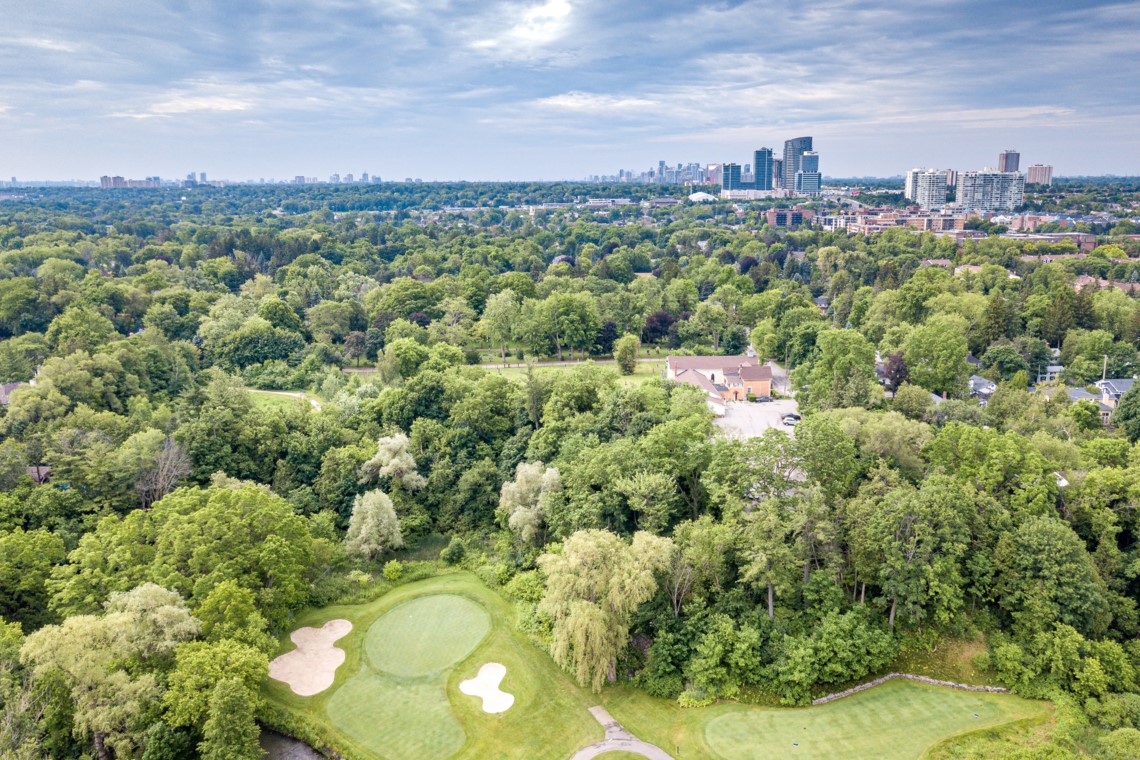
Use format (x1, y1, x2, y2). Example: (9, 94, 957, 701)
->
(459, 662, 514, 713)
(269, 619, 353, 696)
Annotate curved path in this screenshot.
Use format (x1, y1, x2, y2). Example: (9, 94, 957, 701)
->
(570, 706, 674, 760)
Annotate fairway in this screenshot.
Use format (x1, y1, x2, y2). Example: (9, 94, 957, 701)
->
(704, 680, 1043, 760)
(366, 595, 490, 677)
(327, 671, 464, 759)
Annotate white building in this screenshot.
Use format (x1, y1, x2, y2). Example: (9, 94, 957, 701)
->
(958, 170, 1025, 211)
(905, 168, 948, 210)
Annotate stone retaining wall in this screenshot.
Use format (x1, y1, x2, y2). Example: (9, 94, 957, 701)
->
(812, 673, 1009, 705)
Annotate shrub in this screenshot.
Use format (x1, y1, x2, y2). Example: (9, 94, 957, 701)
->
(382, 559, 404, 581)
(439, 537, 466, 565)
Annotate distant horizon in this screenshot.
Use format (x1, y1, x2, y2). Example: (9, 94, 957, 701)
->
(6, 173, 1140, 187)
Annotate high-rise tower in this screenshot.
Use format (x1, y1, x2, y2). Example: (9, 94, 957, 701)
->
(753, 148, 774, 190)
(997, 149, 1020, 173)
(782, 136, 812, 189)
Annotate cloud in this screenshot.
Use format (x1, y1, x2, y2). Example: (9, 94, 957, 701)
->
(1, 0, 1139, 177)
(535, 91, 659, 113)
(470, 0, 576, 60)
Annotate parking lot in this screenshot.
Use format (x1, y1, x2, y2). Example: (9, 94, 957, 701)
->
(713, 398, 800, 439)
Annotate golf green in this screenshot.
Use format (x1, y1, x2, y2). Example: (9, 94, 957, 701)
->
(365, 594, 490, 677)
(704, 679, 1042, 759)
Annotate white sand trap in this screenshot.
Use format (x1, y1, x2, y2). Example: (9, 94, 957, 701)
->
(459, 662, 515, 713)
(269, 619, 353, 696)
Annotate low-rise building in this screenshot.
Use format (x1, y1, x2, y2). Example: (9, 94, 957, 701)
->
(667, 355, 773, 405)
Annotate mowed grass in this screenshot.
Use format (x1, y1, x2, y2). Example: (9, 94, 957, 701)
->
(489, 360, 666, 388)
(262, 573, 603, 760)
(327, 673, 464, 759)
(602, 680, 1047, 760)
(365, 595, 490, 678)
(247, 389, 320, 412)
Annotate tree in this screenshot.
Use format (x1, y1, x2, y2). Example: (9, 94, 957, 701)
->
(994, 516, 1112, 638)
(164, 639, 267, 729)
(740, 498, 796, 618)
(793, 328, 878, 411)
(614, 333, 640, 375)
(1113, 384, 1140, 443)
(194, 580, 274, 652)
(893, 382, 934, 421)
(540, 530, 673, 692)
(479, 289, 520, 359)
(50, 486, 314, 629)
(113, 429, 191, 508)
(45, 305, 117, 356)
(850, 477, 971, 627)
(198, 677, 262, 760)
(614, 470, 677, 534)
(903, 314, 968, 396)
(498, 461, 561, 546)
(345, 490, 404, 560)
(20, 584, 199, 760)
(0, 527, 66, 629)
(358, 434, 426, 491)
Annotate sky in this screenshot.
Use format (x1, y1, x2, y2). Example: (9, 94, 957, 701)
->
(3, 0, 1140, 181)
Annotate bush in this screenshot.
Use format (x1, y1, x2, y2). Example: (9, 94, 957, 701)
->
(502, 570, 544, 603)
(439, 537, 466, 565)
(1100, 727, 1140, 760)
(382, 559, 404, 581)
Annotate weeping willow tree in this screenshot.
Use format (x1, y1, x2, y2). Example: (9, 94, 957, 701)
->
(539, 529, 673, 692)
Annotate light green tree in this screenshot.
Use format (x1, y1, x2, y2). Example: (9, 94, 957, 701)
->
(345, 490, 404, 559)
(198, 677, 262, 760)
(613, 333, 640, 375)
(540, 530, 673, 692)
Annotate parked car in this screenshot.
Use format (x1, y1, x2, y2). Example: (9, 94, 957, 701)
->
(754, 395, 773, 403)
(781, 412, 801, 426)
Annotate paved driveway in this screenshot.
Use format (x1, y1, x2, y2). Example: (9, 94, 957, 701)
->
(714, 398, 799, 439)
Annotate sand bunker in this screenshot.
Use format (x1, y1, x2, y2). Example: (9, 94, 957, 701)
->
(269, 619, 353, 696)
(459, 662, 514, 713)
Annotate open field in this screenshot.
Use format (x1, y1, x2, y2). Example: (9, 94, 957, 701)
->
(248, 389, 324, 412)
(490, 360, 666, 387)
(265, 574, 1048, 760)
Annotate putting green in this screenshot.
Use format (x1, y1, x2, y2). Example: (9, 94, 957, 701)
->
(365, 594, 490, 677)
(704, 679, 1041, 759)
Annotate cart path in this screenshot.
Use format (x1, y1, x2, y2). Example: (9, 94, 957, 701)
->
(569, 706, 674, 760)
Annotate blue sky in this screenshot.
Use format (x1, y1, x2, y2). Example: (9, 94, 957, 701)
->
(3, 0, 1139, 180)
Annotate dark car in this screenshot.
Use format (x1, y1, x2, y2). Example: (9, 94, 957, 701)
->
(754, 395, 773, 403)
(781, 412, 801, 426)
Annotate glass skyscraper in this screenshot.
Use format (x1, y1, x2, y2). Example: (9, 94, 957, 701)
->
(782, 136, 813, 189)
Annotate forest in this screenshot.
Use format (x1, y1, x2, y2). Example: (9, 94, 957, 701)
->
(3, 182, 1140, 758)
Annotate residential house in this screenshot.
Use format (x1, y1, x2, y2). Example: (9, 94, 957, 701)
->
(1096, 378, 1136, 409)
(0, 382, 23, 406)
(1066, 387, 1113, 424)
(667, 355, 773, 409)
(968, 375, 998, 405)
(1038, 364, 1064, 383)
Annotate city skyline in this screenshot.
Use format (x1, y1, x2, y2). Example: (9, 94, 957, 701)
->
(3, 1, 1140, 180)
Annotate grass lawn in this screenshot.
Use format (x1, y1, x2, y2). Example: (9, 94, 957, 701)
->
(489, 360, 666, 388)
(602, 680, 1047, 760)
(262, 573, 603, 760)
(247, 389, 322, 412)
